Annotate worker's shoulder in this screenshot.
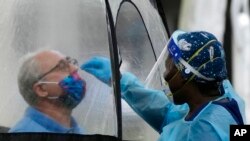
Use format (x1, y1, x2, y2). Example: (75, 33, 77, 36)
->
(195, 99, 239, 125)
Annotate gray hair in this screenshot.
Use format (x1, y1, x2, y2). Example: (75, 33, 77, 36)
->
(18, 51, 42, 106)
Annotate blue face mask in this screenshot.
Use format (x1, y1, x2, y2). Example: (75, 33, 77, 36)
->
(40, 71, 86, 109)
(58, 72, 86, 108)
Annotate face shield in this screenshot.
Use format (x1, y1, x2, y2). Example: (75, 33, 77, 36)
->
(145, 30, 228, 101)
(144, 39, 171, 100)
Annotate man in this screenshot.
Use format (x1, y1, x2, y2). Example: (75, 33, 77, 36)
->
(82, 30, 245, 141)
(9, 50, 86, 133)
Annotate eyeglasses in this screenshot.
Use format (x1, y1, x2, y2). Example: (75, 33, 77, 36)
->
(36, 56, 78, 82)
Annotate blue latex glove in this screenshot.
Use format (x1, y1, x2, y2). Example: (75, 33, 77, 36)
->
(81, 56, 111, 85)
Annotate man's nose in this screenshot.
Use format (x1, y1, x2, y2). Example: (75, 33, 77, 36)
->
(69, 63, 79, 73)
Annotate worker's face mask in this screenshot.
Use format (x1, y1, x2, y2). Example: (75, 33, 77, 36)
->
(39, 71, 86, 109)
(164, 65, 190, 104)
(163, 58, 180, 103)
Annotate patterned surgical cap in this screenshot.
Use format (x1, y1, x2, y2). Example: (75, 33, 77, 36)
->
(168, 30, 228, 83)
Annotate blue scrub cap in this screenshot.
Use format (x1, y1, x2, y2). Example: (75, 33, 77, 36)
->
(167, 30, 227, 83)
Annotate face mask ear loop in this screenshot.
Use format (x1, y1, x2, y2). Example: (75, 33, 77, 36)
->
(168, 69, 180, 83)
(38, 81, 59, 84)
(164, 57, 195, 97)
(172, 74, 195, 96)
(47, 96, 60, 100)
(37, 82, 61, 100)
(164, 60, 193, 97)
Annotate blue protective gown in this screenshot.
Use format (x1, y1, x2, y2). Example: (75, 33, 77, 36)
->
(121, 72, 245, 141)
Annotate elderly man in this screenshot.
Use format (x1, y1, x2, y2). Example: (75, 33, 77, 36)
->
(9, 50, 86, 133)
(82, 30, 245, 141)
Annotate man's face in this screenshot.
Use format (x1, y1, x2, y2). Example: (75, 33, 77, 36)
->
(33, 50, 85, 107)
(164, 55, 186, 105)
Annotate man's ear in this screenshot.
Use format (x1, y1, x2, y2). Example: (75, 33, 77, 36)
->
(33, 83, 48, 97)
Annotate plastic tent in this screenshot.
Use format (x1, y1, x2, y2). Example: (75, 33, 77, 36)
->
(0, 0, 169, 140)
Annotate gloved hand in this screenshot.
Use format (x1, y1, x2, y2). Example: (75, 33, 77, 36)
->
(81, 56, 111, 85)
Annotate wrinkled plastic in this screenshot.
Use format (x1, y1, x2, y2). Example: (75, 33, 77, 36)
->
(0, 0, 117, 136)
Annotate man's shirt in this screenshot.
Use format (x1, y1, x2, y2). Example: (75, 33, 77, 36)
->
(9, 107, 84, 134)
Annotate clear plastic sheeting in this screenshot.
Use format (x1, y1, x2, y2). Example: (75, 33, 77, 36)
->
(0, 0, 116, 136)
(109, 0, 169, 57)
(145, 45, 169, 90)
(117, 2, 156, 81)
(231, 0, 250, 123)
(0, 0, 170, 140)
(115, 1, 168, 141)
(116, 2, 158, 140)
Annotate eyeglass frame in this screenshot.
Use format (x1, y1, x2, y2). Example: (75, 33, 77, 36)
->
(35, 56, 78, 82)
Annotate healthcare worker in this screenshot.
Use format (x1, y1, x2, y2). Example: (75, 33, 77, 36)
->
(82, 30, 245, 141)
